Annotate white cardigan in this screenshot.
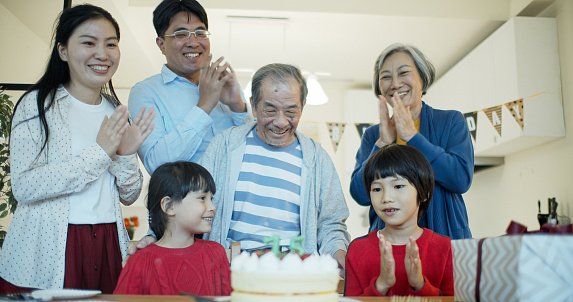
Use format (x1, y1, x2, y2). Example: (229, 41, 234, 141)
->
(0, 86, 142, 289)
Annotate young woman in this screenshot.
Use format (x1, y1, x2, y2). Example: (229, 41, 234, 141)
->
(0, 4, 154, 294)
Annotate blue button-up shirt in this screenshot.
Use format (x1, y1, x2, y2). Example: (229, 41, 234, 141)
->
(128, 64, 249, 174)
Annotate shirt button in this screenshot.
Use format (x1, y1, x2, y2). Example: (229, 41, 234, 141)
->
(93, 233, 97, 238)
(94, 265, 98, 271)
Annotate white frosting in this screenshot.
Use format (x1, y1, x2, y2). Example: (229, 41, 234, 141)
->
(302, 253, 322, 274)
(230, 251, 251, 271)
(280, 252, 303, 274)
(258, 251, 281, 272)
(319, 254, 340, 275)
(231, 251, 339, 275)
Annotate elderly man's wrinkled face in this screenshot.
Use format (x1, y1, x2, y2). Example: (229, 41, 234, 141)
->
(251, 78, 302, 147)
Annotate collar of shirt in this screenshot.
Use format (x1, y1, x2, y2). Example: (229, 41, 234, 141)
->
(160, 64, 198, 87)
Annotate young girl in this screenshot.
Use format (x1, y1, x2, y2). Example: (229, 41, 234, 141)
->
(0, 4, 154, 294)
(114, 161, 231, 295)
(345, 144, 454, 296)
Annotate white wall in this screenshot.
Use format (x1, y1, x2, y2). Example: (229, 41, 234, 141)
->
(464, 0, 573, 238)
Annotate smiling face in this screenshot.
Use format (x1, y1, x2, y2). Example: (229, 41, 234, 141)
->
(58, 17, 120, 99)
(370, 174, 421, 230)
(171, 190, 216, 235)
(378, 51, 424, 118)
(156, 11, 209, 84)
(251, 78, 302, 147)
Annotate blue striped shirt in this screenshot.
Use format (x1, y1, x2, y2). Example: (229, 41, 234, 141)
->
(228, 129, 303, 250)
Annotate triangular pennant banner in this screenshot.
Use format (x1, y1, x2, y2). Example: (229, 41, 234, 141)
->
(355, 123, 375, 139)
(463, 111, 478, 142)
(483, 105, 502, 136)
(505, 98, 524, 130)
(326, 123, 346, 153)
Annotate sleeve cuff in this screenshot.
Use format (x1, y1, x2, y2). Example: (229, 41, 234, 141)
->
(80, 143, 113, 176)
(368, 277, 388, 296)
(185, 106, 213, 133)
(409, 276, 440, 296)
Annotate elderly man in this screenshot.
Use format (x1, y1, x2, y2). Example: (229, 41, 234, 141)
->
(199, 63, 350, 269)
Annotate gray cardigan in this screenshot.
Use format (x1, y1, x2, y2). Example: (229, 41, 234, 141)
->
(200, 122, 350, 256)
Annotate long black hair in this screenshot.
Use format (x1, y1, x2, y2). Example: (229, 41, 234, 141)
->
(11, 4, 121, 159)
(364, 144, 435, 221)
(147, 161, 216, 240)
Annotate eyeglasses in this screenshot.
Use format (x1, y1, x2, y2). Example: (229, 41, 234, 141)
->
(162, 29, 210, 40)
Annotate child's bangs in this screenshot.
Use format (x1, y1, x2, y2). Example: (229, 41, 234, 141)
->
(371, 154, 416, 183)
(184, 167, 216, 196)
(189, 173, 216, 195)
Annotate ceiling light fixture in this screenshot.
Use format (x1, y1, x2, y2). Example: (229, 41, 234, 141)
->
(306, 74, 329, 105)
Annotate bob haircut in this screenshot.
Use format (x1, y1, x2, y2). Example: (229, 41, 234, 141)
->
(250, 63, 308, 109)
(147, 161, 216, 240)
(153, 0, 209, 37)
(372, 43, 436, 98)
(12, 4, 121, 159)
(363, 144, 434, 221)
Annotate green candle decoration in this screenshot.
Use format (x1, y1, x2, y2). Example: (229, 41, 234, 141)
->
(289, 235, 305, 256)
(263, 235, 281, 256)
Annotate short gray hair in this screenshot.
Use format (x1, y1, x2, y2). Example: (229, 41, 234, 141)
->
(251, 63, 308, 109)
(373, 43, 436, 97)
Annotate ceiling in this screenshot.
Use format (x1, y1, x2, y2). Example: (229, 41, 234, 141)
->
(0, 0, 552, 90)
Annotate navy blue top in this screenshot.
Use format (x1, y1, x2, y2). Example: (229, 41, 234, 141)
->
(350, 102, 474, 239)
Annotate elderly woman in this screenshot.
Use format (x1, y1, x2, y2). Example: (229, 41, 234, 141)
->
(350, 43, 473, 240)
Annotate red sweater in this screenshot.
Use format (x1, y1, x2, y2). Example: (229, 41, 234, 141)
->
(345, 228, 454, 296)
(114, 239, 231, 295)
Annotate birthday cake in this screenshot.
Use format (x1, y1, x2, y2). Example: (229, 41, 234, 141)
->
(230, 251, 340, 302)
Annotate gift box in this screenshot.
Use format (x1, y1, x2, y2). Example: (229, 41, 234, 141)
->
(452, 224, 573, 302)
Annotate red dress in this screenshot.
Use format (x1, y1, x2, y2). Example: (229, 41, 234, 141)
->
(114, 239, 231, 295)
(345, 228, 454, 296)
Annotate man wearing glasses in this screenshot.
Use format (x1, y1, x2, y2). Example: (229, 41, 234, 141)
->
(128, 0, 249, 175)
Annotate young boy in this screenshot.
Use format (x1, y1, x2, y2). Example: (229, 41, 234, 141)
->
(345, 144, 454, 296)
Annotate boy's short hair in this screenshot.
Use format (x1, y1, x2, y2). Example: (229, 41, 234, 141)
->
(363, 144, 434, 221)
(147, 161, 216, 240)
(153, 0, 208, 37)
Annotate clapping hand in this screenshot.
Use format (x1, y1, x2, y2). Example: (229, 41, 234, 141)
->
(375, 233, 396, 294)
(405, 236, 425, 291)
(219, 63, 246, 113)
(97, 105, 130, 158)
(376, 95, 397, 148)
(375, 234, 425, 294)
(386, 92, 417, 142)
(376, 92, 419, 147)
(117, 106, 156, 156)
(197, 54, 234, 114)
